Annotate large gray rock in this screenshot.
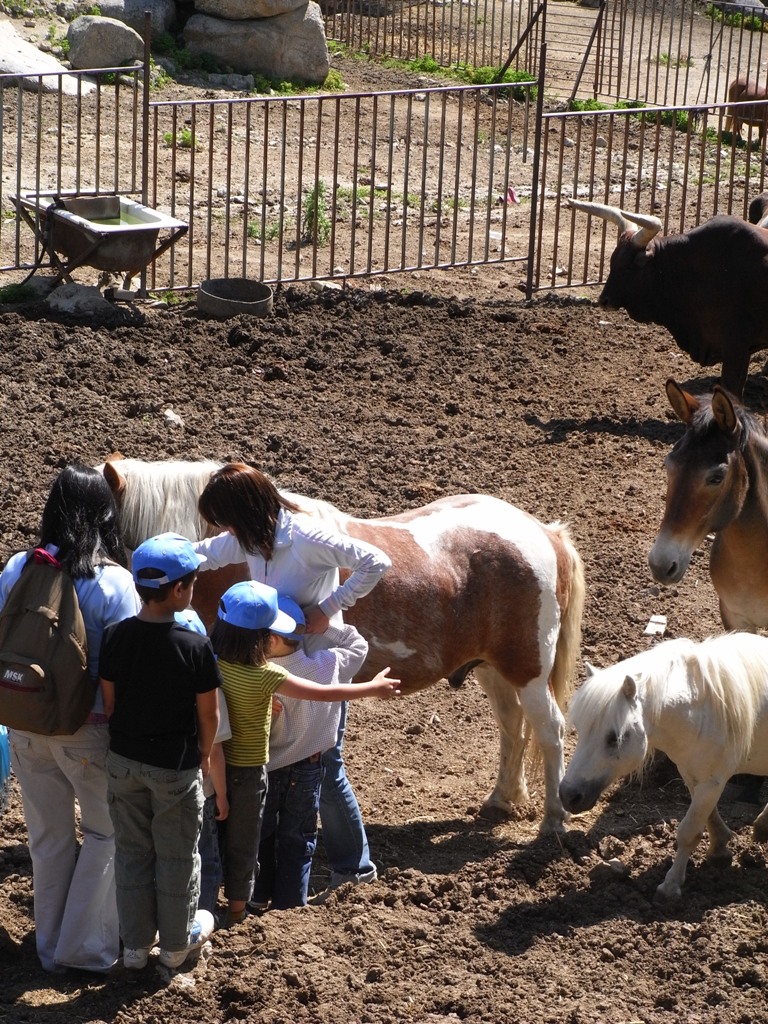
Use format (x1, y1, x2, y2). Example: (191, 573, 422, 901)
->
(97, 0, 178, 40)
(67, 15, 144, 70)
(183, 4, 329, 83)
(194, 0, 307, 18)
(0, 21, 94, 95)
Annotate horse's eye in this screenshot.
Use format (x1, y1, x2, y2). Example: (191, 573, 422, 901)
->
(606, 730, 619, 749)
(706, 470, 725, 486)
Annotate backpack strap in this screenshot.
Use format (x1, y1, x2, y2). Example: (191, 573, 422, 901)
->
(31, 547, 63, 569)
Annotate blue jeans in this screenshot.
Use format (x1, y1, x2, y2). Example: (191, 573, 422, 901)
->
(106, 751, 203, 953)
(197, 794, 223, 915)
(253, 756, 324, 909)
(319, 702, 376, 884)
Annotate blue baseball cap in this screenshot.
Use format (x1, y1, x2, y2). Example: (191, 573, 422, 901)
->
(132, 532, 206, 587)
(217, 580, 297, 633)
(271, 595, 306, 641)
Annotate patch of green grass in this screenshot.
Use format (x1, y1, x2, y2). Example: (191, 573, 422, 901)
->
(0, 283, 39, 304)
(656, 51, 693, 67)
(163, 127, 200, 150)
(706, 2, 767, 30)
(149, 289, 186, 305)
(149, 57, 174, 90)
(246, 217, 283, 241)
(377, 53, 536, 97)
(150, 36, 226, 74)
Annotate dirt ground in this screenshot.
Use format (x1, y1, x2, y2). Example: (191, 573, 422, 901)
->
(3, 4, 768, 1023)
(2, 279, 768, 1024)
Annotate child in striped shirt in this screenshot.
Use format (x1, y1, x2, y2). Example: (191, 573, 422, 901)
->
(211, 579, 400, 927)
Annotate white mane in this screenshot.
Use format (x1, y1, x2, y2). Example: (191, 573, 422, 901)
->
(103, 458, 223, 548)
(101, 458, 345, 550)
(568, 634, 768, 764)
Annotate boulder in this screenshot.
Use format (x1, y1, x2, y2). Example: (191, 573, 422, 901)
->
(97, 0, 178, 40)
(67, 16, 144, 70)
(194, 0, 308, 18)
(0, 21, 94, 95)
(183, 4, 329, 83)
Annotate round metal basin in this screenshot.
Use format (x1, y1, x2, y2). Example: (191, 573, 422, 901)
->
(197, 278, 273, 319)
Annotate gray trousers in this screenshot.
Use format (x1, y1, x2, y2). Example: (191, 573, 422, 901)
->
(10, 724, 119, 972)
(106, 751, 203, 952)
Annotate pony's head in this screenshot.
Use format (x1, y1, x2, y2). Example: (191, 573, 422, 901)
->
(98, 456, 224, 550)
(559, 661, 649, 814)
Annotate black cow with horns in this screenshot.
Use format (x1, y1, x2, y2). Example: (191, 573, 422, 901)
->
(568, 198, 768, 398)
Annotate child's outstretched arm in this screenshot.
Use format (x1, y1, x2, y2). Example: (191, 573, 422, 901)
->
(278, 665, 401, 702)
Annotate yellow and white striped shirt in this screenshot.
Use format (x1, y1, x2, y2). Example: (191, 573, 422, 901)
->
(218, 659, 287, 767)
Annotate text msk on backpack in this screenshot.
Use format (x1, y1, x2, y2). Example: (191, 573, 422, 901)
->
(0, 549, 91, 735)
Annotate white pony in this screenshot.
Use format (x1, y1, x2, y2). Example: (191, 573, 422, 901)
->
(559, 633, 768, 900)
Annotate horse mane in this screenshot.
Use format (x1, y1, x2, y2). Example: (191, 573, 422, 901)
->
(569, 635, 765, 763)
(107, 459, 332, 549)
(107, 458, 224, 548)
(688, 391, 768, 459)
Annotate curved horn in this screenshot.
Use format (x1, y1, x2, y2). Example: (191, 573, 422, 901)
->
(619, 208, 662, 248)
(567, 198, 633, 233)
(568, 199, 662, 249)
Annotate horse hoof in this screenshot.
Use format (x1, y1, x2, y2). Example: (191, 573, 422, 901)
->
(477, 802, 513, 823)
(653, 884, 681, 905)
(753, 820, 768, 843)
(706, 850, 733, 868)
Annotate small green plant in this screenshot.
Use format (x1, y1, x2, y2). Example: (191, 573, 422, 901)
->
(706, 2, 767, 30)
(656, 51, 693, 68)
(0, 283, 39, 304)
(302, 181, 332, 245)
(323, 69, 345, 92)
(163, 127, 199, 150)
(149, 289, 185, 305)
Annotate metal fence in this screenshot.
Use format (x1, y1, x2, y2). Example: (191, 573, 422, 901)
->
(3, 0, 768, 295)
(0, 66, 538, 291)
(322, 0, 544, 75)
(324, 0, 768, 108)
(532, 96, 768, 292)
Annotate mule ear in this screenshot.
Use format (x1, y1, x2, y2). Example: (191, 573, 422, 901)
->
(711, 386, 739, 436)
(621, 675, 638, 701)
(102, 459, 127, 498)
(584, 660, 597, 678)
(666, 379, 699, 425)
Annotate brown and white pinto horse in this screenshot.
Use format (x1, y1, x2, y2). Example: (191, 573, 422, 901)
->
(648, 379, 768, 631)
(101, 458, 585, 833)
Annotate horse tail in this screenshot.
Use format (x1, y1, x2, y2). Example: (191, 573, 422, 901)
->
(549, 522, 585, 712)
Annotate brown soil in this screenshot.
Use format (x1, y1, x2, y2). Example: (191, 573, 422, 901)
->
(4, 6, 768, 1022)
(2, 281, 768, 1024)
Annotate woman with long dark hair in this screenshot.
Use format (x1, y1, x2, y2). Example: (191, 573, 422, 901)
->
(1, 464, 140, 973)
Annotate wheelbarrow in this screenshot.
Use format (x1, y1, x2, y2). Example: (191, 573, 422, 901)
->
(12, 191, 188, 290)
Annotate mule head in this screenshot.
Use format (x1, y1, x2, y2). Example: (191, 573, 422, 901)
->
(560, 670, 648, 814)
(648, 380, 748, 586)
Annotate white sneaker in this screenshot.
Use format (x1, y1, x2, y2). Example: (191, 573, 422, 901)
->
(123, 947, 150, 970)
(158, 910, 215, 970)
(330, 865, 378, 889)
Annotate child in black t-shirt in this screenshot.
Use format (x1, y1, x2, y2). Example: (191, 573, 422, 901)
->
(100, 533, 220, 972)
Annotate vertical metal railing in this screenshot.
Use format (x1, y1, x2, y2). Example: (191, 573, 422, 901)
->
(144, 81, 536, 290)
(0, 65, 143, 276)
(532, 96, 768, 292)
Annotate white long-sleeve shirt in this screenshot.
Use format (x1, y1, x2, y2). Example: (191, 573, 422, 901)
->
(267, 623, 369, 771)
(193, 507, 391, 623)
